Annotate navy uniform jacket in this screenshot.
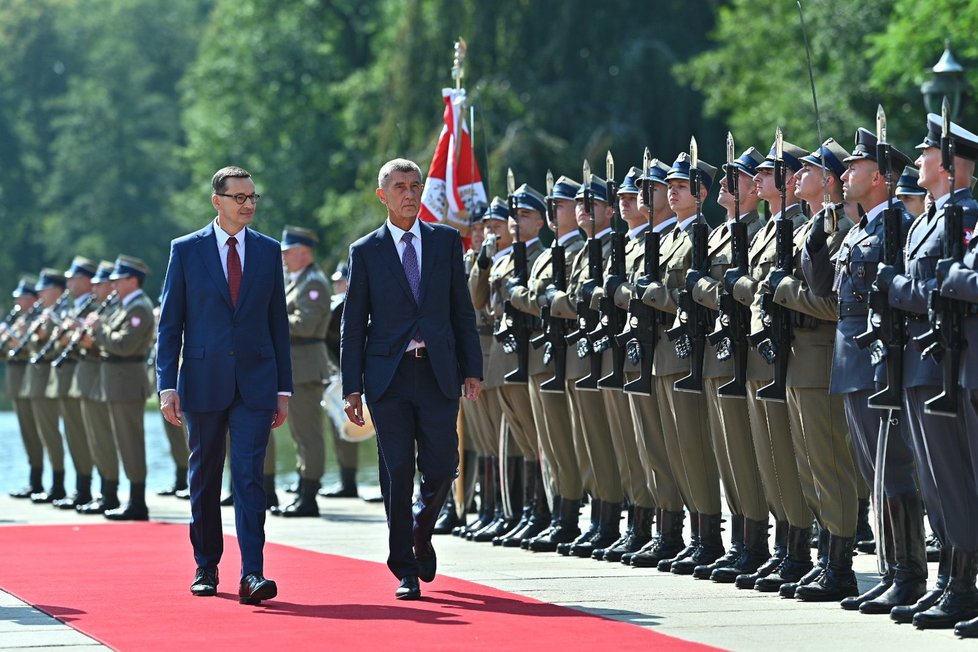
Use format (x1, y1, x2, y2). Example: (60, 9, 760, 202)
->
(938, 221, 978, 389)
(889, 188, 978, 388)
(801, 202, 912, 394)
(341, 220, 482, 402)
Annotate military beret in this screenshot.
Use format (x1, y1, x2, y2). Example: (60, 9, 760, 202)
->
(108, 254, 149, 281)
(801, 138, 851, 178)
(917, 113, 978, 161)
(281, 225, 319, 250)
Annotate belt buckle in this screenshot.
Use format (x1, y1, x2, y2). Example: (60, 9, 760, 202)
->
(412, 347, 426, 359)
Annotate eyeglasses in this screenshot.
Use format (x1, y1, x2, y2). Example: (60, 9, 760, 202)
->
(216, 192, 261, 205)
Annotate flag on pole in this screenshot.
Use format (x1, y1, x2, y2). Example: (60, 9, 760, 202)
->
(418, 88, 487, 234)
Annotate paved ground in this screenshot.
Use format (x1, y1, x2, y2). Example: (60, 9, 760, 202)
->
(0, 491, 968, 651)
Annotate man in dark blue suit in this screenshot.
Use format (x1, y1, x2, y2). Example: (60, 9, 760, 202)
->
(157, 166, 293, 605)
(341, 158, 482, 600)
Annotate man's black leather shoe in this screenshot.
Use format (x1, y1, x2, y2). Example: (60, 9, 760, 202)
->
(190, 568, 218, 596)
(396, 576, 421, 600)
(416, 541, 437, 583)
(239, 573, 277, 605)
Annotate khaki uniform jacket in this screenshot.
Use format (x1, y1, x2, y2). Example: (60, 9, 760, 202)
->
(287, 264, 332, 384)
(22, 297, 69, 399)
(71, 298, 118, 402)
(47, 293, 99, 399)
(96, 291, 154, 402)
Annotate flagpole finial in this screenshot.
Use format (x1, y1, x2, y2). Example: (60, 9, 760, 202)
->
(452, 38, 468, 91)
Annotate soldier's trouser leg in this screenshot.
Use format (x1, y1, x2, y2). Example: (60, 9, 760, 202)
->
(906, 387, 977, 550)
(162, 417, 190, 469)
(531, 374, 582, 500)
(291, 382, 325, 481)
(60, 396, 93, 477)
(81, 399, 118, 481)
(626, 373, 683, 512)
(14, 396, 44, 469)
(481, 388, 504, 457)
(31, 397, 65, 472)
(567, 383, 620, 503)
(844, 389, 918, 496)
(108, 400, 147, 483)
(707, 377, 767, 523)
(499, 384, 538, 461)
(332, 424, 360, 470)
(465, 392, 492, 455)
(964, 390, 978, 509)
(746, 380, 810, 527)
(657, 373, 720, 516)
(603, 388, 653, 508)
(565, 383, 596, 496)
(788, 387, 858, 537)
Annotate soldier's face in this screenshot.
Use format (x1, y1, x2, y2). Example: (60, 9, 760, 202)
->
(509, 208, 543, 241)
(281, 246, 309, 273)
(39, 286, 62, 307)
(915, 147, 942, 191)
(618, 193, 640, 223)
(553, 199, 577, 232)
(15, 295, 34, 310)
(841, 159, 878, 203)
(897, 193, 926, 218)
(484, 219, 512, 248)
(93, 283, 112, 301)
(794, 164, 824, 203)
(65, 275, 91, 296)
(667, 179, 695, 215)
(469, 222, 485, 251)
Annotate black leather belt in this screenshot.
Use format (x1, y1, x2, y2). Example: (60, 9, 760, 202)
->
(290, 336, 323, 345)
(104, 355, 146, 363)
(838, 303, 869, 319)
(405, 347, 428, 359)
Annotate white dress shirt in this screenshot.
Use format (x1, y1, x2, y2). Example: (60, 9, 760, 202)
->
(385, 218, 425, 351)
(214, 218, 246, 280)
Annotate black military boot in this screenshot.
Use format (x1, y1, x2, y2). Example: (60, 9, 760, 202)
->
(157, 466, 188, 497)
(275, 479, 321, 518)
(736, 519, 788, 589)
(622, 507, 661, 565)
(604, 506, 654, 562)
(695, 514, 743, 579)
(559, 499, 600, 556)
(926, 532, 942, 563)
(573, 501, 620, 558)
(593, 505, 632, 561)
(472, 458, 519, 542)
(755, 524, 814, 592)
(795, 534, 859, 602)
(658, 511, 700, 572)
(855, 498, 875, 554)
(860, 492, 927, 614)
(320, 467, 358, 498)
(504, 463, 550, 548)
(892, 542, 950, 623)
(523, 495, 560, 550)
(780, 525, 829, 598)
(10, 467, 43, 498)
(455, 456, 491, 536)
(530, 497, 581, 552)
(672, 512, 724, 575)
(285, 473, 301, 494)
(842, 504, 894, 610)
(31, 470, 66, 504)
(496, 459, 536, 546)
(264, 474, 279, 510)
(955, 615, 978, 638)
(433, 491, 463, 534)
(632, 509, 685, 568)
(713, 516, 770, 583)
(54, 473, 93, 510)
(104, 483, 149, 521)
(78, 477, 118, 514)
(913, 548, 978, 629)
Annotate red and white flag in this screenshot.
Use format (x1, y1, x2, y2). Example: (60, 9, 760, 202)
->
(418, 88, 486, 234)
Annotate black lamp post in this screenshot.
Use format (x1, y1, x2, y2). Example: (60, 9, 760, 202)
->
(920, 41, 967, 120)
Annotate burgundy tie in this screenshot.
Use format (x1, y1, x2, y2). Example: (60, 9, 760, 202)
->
(227, 236, 242, 307)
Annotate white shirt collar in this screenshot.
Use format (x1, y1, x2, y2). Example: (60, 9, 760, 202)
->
(592, 226, 613, 240)
(122, 289, 144, 307)
(772, 203, 799, 222)
(74, 292, 93, 308)
(864, 201, 889, 225)
(493, 245, 513, 263)
(214, 217, 246, 246)
(934, 192, 953, 211)
(523, 237, 540, 248)
(557, 230, 579, 245)
(677, 214, 698, 231)
(385, 218, 422, 243)
(628, 223, 650, 239)
(653, 216, 678, 233)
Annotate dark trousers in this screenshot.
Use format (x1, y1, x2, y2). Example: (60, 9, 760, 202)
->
(844, 388, 917, 496)
(368, 353, 458, 579)
(186, 389, 273, 579)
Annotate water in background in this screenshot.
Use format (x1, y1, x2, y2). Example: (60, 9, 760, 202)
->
(0, 410, 380, 495)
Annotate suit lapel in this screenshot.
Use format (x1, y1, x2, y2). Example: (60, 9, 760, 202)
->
(195, 224, 233, 309)
(375, 225, 416, 303)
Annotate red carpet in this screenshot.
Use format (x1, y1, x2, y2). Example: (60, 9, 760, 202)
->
(0, 523, 719, 651)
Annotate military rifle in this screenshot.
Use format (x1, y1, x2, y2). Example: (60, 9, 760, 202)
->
(52, 291, 118, 369)
(30, 292, 99, 364)
(500, 168, 532, 384)
(536, 171, 570, 393)
(0, 299, 42, 350)
(568, 160, 604, 390)
(8, 292, 71, 360)
(595, 152, 627, 389)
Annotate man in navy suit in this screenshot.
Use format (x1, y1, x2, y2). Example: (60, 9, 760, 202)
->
(157, 166, 292, 605)
(341, 158, 482, 600)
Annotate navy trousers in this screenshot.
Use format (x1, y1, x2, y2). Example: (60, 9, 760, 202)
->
(186, 388, 273, 579)
(368, 352, 459, 579)
(843, 388, 918, 496)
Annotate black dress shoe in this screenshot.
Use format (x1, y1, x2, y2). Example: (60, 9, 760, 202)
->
(396, 576, 421, 600)
(416, 542, 437, 583)
(239, 573, 277, 605)
(104, 503, 149, 521)
(174, 488, 191, 500)
(190, 567, 219, 596)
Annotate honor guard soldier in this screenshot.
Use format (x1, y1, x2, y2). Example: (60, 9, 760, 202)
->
(273, 225, 332, 517)
(896, 165, 927, 218)
(686, 145, 771, 582)
(549, 172, 624, 558)
(22, 269, 70, 503)
(877, 113, 978, 629)
(3, 277, 44, 498)
(48, 257, 100, 510)
(89, 255, 155, 521)
(75, 261, 123, 514)
(730, 137, 812, 591)
(641, 151, 723, 575)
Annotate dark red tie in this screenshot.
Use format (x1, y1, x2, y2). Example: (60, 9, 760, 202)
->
(227, 236, 241, 307)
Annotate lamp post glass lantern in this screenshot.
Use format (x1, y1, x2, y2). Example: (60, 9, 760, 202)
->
(921, 41, 967, 120)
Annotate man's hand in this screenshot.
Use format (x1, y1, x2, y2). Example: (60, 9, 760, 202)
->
(685, 269, 706, 294)
(271, 394, 289, 429)
(505, 277, 524, 294)
(875, 263, 898, 292)
(344, 392, 365, 427)
(542, 284, 558, 307)
(766, 269, 791, 293)
(935, 258, 955, 285)
(477, 242, 493, 269)
(159, 389, 182, 427)
(463, 377, 481, 401)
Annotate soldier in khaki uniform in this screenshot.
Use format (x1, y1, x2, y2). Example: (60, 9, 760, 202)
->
(686, 147, 770, 581)
(3, 277, 45, 498)
(549, 174, 623, 558)
(88, 255, 155, 521)
(641, 153, 723, 575)
(491, 184, 550, 547)
(48, 257, 100, 510)
(587, 167, 656, 561)
(22, 269, 69, 503)
(730, 139, 814, 591)
(273, 225, 332, 517)
(512, 176, 588, 552)
(75, 261, 123, 514)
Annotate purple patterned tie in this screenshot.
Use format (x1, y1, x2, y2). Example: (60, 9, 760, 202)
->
(401, 232, 421, 301)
